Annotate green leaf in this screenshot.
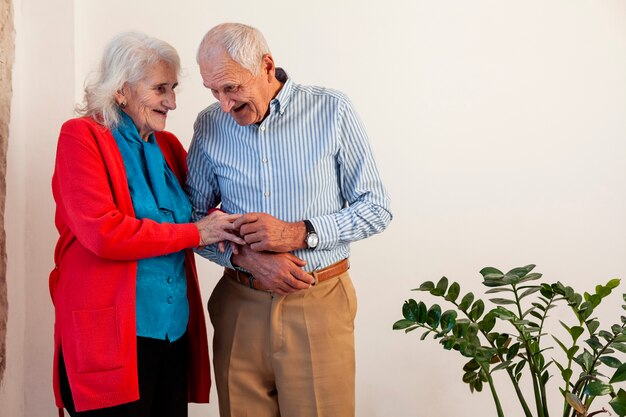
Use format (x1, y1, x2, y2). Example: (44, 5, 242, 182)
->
(453, 319, 471, 338)
(431, 277, 449, 296)
(492, 361, 512, 372)
(393, 319, 416, 330)
(586, 337, 603, 351)
(440, 310, 457, 333)
(600, 330, 614, 341)
(463, 359, 481, 372)
(480, 267, 503, 278)
(490, 298, 517, 305)
(506, 265, 536, 278)
(609, 388, 626, 416)
(561, 368, 573, 381)
(459, 293, 475, 311)
(462, 370, 477, 384)
(420, 330, 431, 340)
(478, 312, 496, 333)
(492, 307, 516, 321)
(576, 350, 594, 372)
(485, 288, 514, 294)
(514, 359, 526, 376)
(568, 345, 580, 359)
(600, 356, 622, 368)
(469, 300, 485, 321)
(570, 326, 584, 342)
(426, 305, 442, 328)
(540, 284, 554, 298)
(612, 343, 626, 354)
(587, 319, 600, 335)
(611, 363, 626, 384)
(416, 302, 428, 324)
(518, 272, 543, 284)
(552, 336, 568, 354)
(445, 282, 461, 302)
(402, 299, 419, 321)
(585, 381, 613, 396)
(507, 343, 520, 361)
(606, 278, 621, 290)
(519, 287, 541, 299)
(414, 281, 434, 291)
(441, 336, 456, 350)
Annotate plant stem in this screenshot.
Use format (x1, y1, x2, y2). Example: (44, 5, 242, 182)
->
(453, 299, 534, 417)
(483, 364, 506, 417)
(512, 285, 547, 417)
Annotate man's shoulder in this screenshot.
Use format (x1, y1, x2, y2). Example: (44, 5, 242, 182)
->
(293, 82, 348, 100)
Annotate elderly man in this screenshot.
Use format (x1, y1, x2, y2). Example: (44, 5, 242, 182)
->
(187, 22, 392, 417)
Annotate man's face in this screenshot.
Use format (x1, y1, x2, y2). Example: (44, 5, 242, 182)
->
(200, 50, 273, 126)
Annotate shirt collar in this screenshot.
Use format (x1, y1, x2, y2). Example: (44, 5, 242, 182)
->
(269, 68, 293, 116)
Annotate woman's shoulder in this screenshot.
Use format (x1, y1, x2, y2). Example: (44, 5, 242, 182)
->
(60, 116, 109, 137)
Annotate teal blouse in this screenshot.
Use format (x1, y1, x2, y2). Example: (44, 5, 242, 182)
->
(112, 112, 190, 342)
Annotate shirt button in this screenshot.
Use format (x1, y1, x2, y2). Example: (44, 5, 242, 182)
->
(167, 276, 173, 284)
(264, 192, 270, 197)
(260, 126, 266, 132)
(262, 158, 267, 164)
(167, 296, 173, 304)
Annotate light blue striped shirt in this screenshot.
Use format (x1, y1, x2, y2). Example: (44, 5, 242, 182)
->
(186, 69, 392, 272)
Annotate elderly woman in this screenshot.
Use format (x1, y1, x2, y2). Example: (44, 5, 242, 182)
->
(49, 32, 242, 417)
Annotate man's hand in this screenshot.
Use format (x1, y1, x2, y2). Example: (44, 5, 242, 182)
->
(234, 212, 307, 253)
(232, 245, 313, 295)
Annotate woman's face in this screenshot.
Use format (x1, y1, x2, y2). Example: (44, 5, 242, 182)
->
(119, 61, 178, 140)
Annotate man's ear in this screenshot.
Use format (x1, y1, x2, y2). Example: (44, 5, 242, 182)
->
(261, 54, 276, 80)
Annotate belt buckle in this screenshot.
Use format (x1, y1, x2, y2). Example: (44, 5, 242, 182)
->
(236, 269, 256, 289)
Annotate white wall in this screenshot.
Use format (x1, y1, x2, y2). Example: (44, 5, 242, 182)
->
(5, 0, 626, 416)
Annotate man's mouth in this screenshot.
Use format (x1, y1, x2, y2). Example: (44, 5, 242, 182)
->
(232, 103, 246, 113)
(153, 109, 168, 116)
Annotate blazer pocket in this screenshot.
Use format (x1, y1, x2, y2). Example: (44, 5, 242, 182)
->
(72, 306, 123, 373)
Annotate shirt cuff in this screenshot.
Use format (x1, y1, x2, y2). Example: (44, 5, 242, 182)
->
(309, 215, 339, 250)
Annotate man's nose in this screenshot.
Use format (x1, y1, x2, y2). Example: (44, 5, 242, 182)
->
(219, 92, 235, 113)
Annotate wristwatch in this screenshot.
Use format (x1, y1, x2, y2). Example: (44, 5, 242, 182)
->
(303, 220, 319, 249)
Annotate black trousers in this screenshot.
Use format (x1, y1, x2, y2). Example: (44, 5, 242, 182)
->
(59, 333, 189, 417)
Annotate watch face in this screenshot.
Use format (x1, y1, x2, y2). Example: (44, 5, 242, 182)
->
(307, 233, 319, 248)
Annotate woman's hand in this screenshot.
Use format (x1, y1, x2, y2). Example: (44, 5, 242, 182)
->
(194, 211, 245, 250)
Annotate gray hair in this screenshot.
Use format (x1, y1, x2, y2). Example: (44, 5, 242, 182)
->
(196, 23, 271, 75)
(77, 31, 180, 129)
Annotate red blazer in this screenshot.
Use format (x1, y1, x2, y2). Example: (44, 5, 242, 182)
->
(50, 117, 211, 412)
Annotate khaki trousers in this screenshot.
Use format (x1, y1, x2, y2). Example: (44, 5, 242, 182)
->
(208, 271, 357, 417)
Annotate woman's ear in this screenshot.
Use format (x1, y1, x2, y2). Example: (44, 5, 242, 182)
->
(114, 87, 126, 106)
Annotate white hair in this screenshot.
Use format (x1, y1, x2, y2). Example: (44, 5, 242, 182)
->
(77, 31, 180, 129)
(196, 23, 271, 75)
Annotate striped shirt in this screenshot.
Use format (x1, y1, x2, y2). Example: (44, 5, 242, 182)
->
(186, 68, 392, 272)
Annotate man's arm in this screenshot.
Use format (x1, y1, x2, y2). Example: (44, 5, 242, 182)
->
(233, 95, 392, 253)
(186, 120, 236, 268)
(310, 95, 392, 250)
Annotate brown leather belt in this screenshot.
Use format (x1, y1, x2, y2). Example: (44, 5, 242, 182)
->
(224, 258, 350, 291)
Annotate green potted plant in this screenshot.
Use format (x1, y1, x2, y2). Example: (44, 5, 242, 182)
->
(393, 264, 626, 417)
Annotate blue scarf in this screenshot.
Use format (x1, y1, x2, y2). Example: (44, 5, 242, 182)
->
(111, 111, 191, 225)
